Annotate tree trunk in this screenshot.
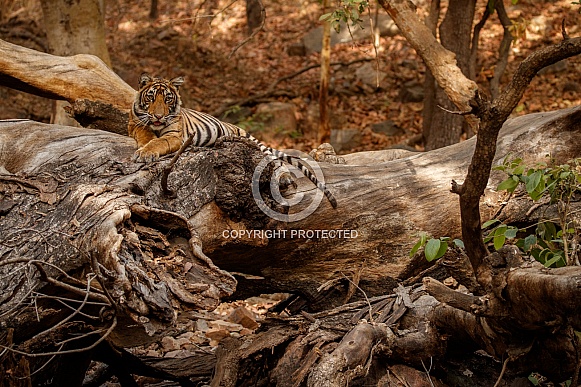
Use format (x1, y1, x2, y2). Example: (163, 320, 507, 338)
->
(245, 0, 264, 35)
(318, 0, 331, 144)
(423, 0, 476, 150)
(40, 0, 111, 126)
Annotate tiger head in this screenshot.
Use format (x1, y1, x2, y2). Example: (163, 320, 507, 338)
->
(133, 73, 185, 131)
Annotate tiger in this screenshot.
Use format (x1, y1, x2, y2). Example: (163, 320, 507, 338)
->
(128, 73, 337, 209)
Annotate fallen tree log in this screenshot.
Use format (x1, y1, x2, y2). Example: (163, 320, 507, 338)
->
(2, 106, 580, 315)
(1, 106, 581, 384)
(0, 39, 133, 110)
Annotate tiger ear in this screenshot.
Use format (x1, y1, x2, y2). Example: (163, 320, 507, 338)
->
(170, 76, 185, 89)
(139, 73, 152, 89)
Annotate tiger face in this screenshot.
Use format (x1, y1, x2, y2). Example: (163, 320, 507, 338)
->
(133, 73, 184, 132)
(128, 74, 186, 162)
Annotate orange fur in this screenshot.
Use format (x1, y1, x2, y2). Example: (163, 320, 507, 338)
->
(128, 74, 184, 162)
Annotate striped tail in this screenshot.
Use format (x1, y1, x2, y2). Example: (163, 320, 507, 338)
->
(239, 130, 337, 209)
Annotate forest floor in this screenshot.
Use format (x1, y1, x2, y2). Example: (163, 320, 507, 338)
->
(0, 0, 580, 154)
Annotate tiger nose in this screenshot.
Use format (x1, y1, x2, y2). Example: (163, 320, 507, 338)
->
(154, 113, 164, 119)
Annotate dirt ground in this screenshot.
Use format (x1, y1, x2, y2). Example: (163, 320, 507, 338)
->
(0, 0, 579, 152)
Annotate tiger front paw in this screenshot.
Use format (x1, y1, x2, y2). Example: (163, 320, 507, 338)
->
(133, 147, 161, 163)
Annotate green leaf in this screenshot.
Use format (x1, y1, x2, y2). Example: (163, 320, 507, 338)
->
(410, 233, 428, 257)
(544, 253, 563, 268)
(493, 234, 506, 250)
(543, 222, 557, 240)
(425, 238, 446, 262)
(523, 234, 537, 251)
(512, 164, 525, 175)
(453, 239, 465, 248)
(529, 176, 546, 201)
(497, 176, 519, 192)
(436, 241, 448, 259)
(525, 170, 542, 194)
(410, 240, 422, 257)
(504, 227, 518, 239)
(424, 239, 440, 261)
(528, 374, 540, 386)
(482, 219, 500, 229)
(492, 226, 507, 250)
(319, 12, 333, 21)
(538, 248, 552, 264)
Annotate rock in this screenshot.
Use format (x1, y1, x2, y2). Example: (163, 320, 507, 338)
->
(287, 42, 306, 56)
(195, 319, 209, 332)
(208, 319, 244, 332)
(240, 328, 254, 336)
(175, 337, 192, 347)
(146, 349, 160, 357)
(176, 331, 196, 341)
(355, 62, 387, 89)
(302, 13, 398, 54)
(371, 120, 405, 136)
(164, 349, 193, 359)
(253, 102, 297, 135)
(227, 306, 259, 330)
(398, 80, 424, 103)
(205, 328, 231, 342)
(330, 129, 362, 153)
(160, 336, 180, 352)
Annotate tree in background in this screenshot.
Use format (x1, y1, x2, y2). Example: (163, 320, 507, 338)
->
(40, 0, 111, 125)
(422, 0, 476, 150)
(422, 0, 516, 150)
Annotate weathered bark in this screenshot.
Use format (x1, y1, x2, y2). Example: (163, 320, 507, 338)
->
(0, 39, 134, 110)
(211, 264, 581, 386)
(1, 105, 580, 319)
